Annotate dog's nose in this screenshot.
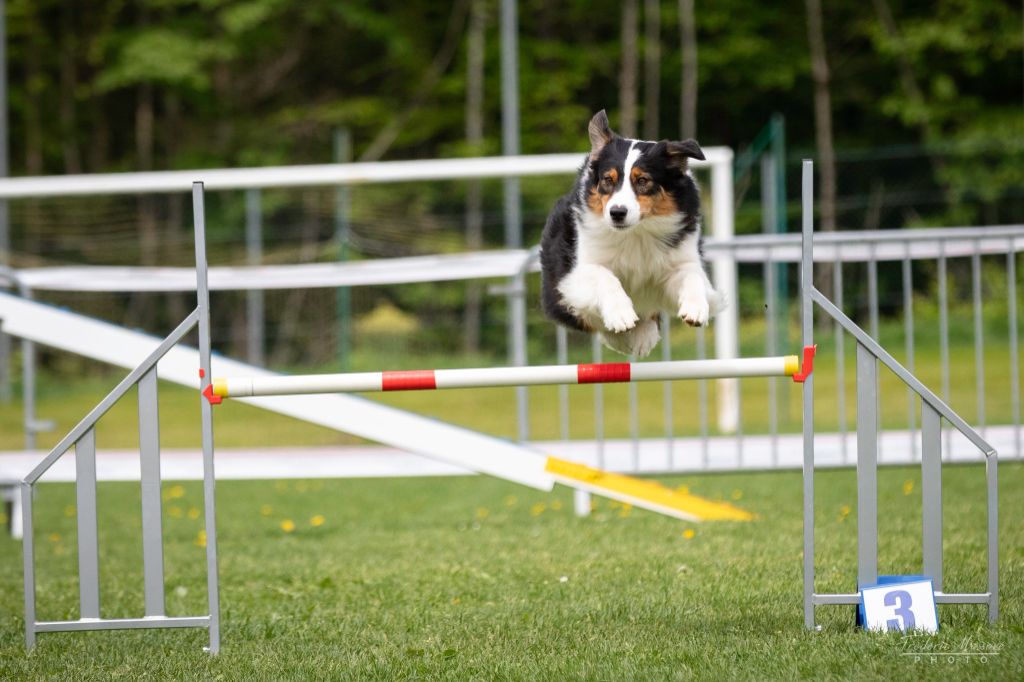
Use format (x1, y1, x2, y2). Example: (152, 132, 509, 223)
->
(609, 205, 628, 223)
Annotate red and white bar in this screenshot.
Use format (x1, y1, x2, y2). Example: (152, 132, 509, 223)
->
(212, 355, 804, 399)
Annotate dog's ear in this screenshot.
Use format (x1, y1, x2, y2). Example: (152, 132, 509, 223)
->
(663, 139, 706, 166)
(588, 110, 614, 159)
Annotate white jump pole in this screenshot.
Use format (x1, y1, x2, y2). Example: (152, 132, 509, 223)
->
(209, 355, 810, 400)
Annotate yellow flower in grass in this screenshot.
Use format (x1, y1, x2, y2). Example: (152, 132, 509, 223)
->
(168, 506, 183, 518)
(475, 507, 489, 519)
(164, 485, 185, 501)
(260, 504, 273, 517)
(530, 503, 546, 516)
(310, 515, 325, 527)
(682, 529, 696, 540)
(64, 505, 76, 518)
(550, 500, 563, 511)
(902, 480, 914, 496)
(676, 484, 690, 495)
(48, 533, 61, 542)
(503, 495, 518, 507)
(195, 530, 206, 547)
(280, 519, 296, 533)
(187, 507, 200, 520)
(838, 504, 851, 522)
(731, 489, 743, 501)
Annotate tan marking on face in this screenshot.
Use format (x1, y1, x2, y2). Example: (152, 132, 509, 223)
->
(637, 188, 678, 218)
(588, 186, 611, 216)
(589, 168, 619, 216)
(630, 169, 677, 218)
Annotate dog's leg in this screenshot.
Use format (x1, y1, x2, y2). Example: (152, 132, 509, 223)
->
(669, 262, 722, 327)
(601, 316, 661, 357)
(558, 264, 639, 332)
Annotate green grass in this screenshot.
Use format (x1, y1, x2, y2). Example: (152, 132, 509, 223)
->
(1, 464, 1022, 680)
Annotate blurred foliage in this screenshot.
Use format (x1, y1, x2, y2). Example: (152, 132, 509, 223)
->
(3, 0, 1022, 365)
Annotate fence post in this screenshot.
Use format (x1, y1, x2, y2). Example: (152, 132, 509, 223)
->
(193, 182, 221, 654)
(800, 159, 816, 629)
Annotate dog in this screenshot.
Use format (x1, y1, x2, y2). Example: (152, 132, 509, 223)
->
(539, 109, 724, 357)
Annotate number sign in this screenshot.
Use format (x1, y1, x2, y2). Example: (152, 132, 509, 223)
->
(860, 579, 938, 633)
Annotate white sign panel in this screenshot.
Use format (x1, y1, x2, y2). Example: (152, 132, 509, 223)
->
(861, 579, 938, 633)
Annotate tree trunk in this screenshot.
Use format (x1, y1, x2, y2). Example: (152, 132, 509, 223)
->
(804, 0, 836, 297)
(24, 17, 43, 177)
(678, 0, 697, 139)
(136, 83, 157, 265)
(618, 0, 638, 138)
(643, 0, 660, 140)
(59, 5, 82, 174)
(463, 0, 486, 354)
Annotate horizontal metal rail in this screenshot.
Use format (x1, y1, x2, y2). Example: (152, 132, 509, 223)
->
(34, 616, 210, 632)
(9, 225, 1022, 294)
(212, 355, 806, 399)
(0, 150, 732, 198)
(812, 593, 991, 606)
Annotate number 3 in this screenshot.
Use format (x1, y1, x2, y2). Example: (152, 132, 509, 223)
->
(884, 590, 916, 630)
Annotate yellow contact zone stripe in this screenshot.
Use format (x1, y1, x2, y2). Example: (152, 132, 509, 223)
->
(544, 456, 754, 522)
(784, 354, 799, 376)
(212, 378, 229, 397)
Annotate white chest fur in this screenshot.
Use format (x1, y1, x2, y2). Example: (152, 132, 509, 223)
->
(574, 209, 702, 315)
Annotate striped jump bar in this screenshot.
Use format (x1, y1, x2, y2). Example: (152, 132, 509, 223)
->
(208, 349, 814, 401)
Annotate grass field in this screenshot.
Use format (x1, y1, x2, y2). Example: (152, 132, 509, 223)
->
(1, 463, 1021, 680)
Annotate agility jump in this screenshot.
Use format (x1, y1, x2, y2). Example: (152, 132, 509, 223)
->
(19, 161, 998, 655)
(207, 354, 810, 400)
(204, 352, 815, 524)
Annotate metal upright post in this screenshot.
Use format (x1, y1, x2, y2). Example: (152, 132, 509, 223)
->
(800, 160, 816, 630)
(334, 129, 353, 371)
(244, 189, 265, 366)
(138, 367, 165, 617)
(902, 242, 916, 459)
(856, 342, 879, 589)
(556, 326, 569, 441)
(75, 428, 100, 619)
(192, 182, 220, 654)
(661, 312, 674, 469)
(500, 0, 523, 403)
(0, 0, 9, 404)
(500, 0, 521, 252)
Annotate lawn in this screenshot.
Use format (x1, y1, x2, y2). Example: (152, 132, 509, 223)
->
(1, 463, 1021, 680)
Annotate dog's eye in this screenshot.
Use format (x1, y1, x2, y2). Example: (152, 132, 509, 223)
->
(635, 176, 651, 192)
(599, 175, 614, 192)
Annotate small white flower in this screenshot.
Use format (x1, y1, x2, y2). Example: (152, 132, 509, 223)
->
(559, 576, 569, 583)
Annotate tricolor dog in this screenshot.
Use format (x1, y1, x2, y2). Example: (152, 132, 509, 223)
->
(539, 109, 724, 357)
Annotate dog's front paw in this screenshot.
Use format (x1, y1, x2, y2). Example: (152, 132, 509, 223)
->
(600, 295, 639, 332)
(678, 294, 710, 327)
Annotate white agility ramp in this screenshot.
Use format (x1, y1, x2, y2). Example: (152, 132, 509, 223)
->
(0, 290, 755, 522)
(0, 291, 553, 490)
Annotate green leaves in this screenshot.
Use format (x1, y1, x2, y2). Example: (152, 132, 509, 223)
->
(96, 28, 222, 92)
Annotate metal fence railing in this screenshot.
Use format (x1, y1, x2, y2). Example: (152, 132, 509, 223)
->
(5, 224, 1023, 469)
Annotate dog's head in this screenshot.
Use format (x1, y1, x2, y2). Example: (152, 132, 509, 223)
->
(583, 109, 705, 230)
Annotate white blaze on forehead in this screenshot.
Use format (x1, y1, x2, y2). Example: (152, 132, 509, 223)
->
(606, 142, 642, 225)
